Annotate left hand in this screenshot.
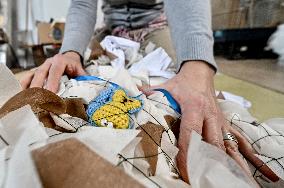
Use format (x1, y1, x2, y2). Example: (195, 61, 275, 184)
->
(20, 52, 86, 93)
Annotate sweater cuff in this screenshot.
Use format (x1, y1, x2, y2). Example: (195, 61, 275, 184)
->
(175, 35, 217, 72)
(60, 33, 87, 58)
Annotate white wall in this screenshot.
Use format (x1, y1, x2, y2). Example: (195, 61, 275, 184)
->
(17, 0, 71, 44)
(16, 0, 104, 44)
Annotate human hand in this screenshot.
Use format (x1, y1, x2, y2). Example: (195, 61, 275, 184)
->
(142, 61, 256, 183)
(141, 61, 224, 181)
(21, 51, 86, 93)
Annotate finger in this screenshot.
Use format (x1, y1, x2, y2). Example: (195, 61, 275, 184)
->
(225, 142, 252, 176)
(20, 71, 35, 89)
(46, 55, 66, 93)
(229, 126, 279, 182)
(65, 61, 87, 77)
(223, 125, 260, 187)
(139, 84, 164, 96)
(204, 92, 226, 150)
(203, 116, 225, 150)
(177, 105, 204, 183)
(30, 60, 52, 88)
(203, 101, 225, 150)
(76, 65, 87, 76)
(225, 141, 260, 188)
(222, 124, 252, 177)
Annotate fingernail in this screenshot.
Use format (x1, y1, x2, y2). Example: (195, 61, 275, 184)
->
(225, 142, 238, 152)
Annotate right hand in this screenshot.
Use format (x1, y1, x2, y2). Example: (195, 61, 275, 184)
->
(141, 61, 225, 182)
(21, 51, 87, 93)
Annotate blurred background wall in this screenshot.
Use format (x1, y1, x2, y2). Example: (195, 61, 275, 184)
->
(212, 0, 284, 30)
(16, 0, 71, 44)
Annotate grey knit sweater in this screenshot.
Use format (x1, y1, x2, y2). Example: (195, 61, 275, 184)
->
(60, 0, 216, 70)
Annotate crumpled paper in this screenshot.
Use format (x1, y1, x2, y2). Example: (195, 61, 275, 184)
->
(98, 36, 175, 79)
(218, 100, 256, 123)
(135, 96, 171, 129)
(0, 105, 49, 188)
(43, 126, 141, 165)
(188, 131, 256, 188)
(0, 115, 43, 188)
(265, 118, 284, 135)
(119, 137, 146, 174)
(151, 130, 179, 184)
(0, 105, 48, 149)
(50, 113, 90, 132)
(0, 147, 5, 186)
(76, 127, 141, 164)
(129, 47, 175, 79)
(58, 78, 105, 104)
(3, 44, 284, 188)
(100, 36, 141, 68)
(219, 100, 284, 186)
(3, 129, 43, 188)
(0, 100, 143, 187)
(0, 64, 22, 107)
(216, 91, 252, 109)
(32, 138, 144, 188)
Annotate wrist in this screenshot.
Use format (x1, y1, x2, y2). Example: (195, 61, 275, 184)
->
(179, 61, 215, 78)
(63, 51, 81, 62)
(177, 61, 216, 94)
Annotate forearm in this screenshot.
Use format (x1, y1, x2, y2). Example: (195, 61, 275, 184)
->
(163, 0, 216, 71)
(60, 0, 98, 57)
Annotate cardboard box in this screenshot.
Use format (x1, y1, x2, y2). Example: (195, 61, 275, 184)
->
(212, 0, 284, 30)
(37, 22, 65, 44)
(212, 0, 248, 30)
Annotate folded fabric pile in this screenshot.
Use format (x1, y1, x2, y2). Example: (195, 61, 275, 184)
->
(0, 36, 284, 188)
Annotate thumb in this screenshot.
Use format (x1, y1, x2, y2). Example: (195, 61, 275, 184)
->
(20, 70, 35, 89)
(139, 83, 168, 96)
(73, 60, 87, 76)
(76, 65, 87, 76)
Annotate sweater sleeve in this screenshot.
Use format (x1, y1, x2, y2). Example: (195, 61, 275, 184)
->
(60, 0, 97, 57)
(163, 0, 217, 71)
